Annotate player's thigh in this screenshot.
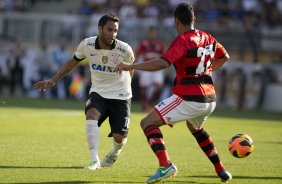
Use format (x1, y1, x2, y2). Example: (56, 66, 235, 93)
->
(140, 109, 164, 129)
(186, 101, 216, 129)
(154, 94, 216, 127)
(154, 94, 184, 126)
(85, 92, 108, 123)
(139, 71, 152, 87)
(108, 99, 131, 137)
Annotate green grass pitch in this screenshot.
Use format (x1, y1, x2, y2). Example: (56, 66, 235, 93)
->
(0, 98, 282, 184)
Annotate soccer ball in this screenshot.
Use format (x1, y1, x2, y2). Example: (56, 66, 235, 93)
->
(228, 133, 254, 158)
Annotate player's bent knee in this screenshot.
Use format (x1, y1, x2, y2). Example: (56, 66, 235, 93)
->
(186, 121, 203, 134)
(140, 118, 151, 130)
(86, 107, 100, 120)
(113, 133, 125, 144)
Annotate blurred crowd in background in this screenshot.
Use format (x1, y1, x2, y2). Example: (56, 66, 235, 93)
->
(0, 0, 282, 27)
(0, 0, 282, 111)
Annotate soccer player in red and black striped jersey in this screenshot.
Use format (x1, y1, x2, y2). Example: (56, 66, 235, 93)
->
(116, 3, 232, 184)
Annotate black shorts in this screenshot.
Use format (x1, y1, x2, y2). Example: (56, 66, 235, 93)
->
(85, 92, 131, 137)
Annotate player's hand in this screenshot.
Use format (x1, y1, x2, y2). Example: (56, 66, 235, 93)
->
(33, 79, 56, 92)
(115, 62, 132, 75)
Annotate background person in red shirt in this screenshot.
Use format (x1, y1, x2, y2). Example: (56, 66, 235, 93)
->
(116, 3, 231, 184)
(135, 26, 165, 112)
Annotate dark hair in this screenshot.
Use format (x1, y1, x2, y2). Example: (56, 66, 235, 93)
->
(174, 3, 194, 25)
(98, 14, 119, 27)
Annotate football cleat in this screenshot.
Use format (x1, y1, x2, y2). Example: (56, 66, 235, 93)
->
(84, 160, 101, 170)
(101, 152, 119, 167)
(218, 170, 232, 183)
(147, 163, 178, 183)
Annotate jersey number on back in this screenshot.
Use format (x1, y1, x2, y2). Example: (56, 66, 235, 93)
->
(195, 43, 216, 74)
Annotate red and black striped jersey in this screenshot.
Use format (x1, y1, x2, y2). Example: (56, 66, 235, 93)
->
(136, 40, 164, 61)
(162, 29, 227, 103)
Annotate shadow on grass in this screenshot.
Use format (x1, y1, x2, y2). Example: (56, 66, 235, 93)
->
(256, 141, 282, 145)
(1, 181, 145, 184)
(1, 182, 91, 184)
(0, 165, 82, 169)
(188, 175, 282, 180)
(157, 181, 198, 183)
(0, 166, 145, 183)
(236, 176, 282, 180)
(141, 175, 202, 184)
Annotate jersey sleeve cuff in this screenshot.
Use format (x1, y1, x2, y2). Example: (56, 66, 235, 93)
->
(216, 54, 227, 59)
(73, 55, 85, 62)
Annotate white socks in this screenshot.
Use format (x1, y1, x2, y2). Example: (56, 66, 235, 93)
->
(86, 120, 99, 162)
(86, 120, 127, 163)
(110, 138, 127, 156)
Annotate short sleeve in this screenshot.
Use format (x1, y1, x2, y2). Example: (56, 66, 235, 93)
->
(124, 44, 135, 63)
(162, 36, 186, 64)
(74, 39, 86, 61)
(214, 42, 228, 59)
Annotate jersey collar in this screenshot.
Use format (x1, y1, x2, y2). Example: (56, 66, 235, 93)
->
(184, 29, 197, 34)
(95, 36, 117, 50)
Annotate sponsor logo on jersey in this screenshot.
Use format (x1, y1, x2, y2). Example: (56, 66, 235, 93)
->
(112, 53, 122, 58)
(117, 46, 126, 53)
(102, 56, 108, 64)
(158, 101, 166, 107)
(87, 42, 95, 47)
(112, 53, 123, 64)
(166, 117, 171, 123)
(91, 64, 114, 73)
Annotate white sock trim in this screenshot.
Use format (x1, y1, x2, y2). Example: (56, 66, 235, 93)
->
(86, 120, 98, 126)
(111, 138, 127, 155)
(113, 137, 127, 147)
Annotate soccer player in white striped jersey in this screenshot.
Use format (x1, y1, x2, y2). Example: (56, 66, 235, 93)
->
(34, 14, 135, 170)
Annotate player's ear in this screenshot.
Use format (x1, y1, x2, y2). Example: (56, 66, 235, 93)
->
(174, 17, 180, 27)
(98, 26, 102, 34)
(174, 17, 178, 26)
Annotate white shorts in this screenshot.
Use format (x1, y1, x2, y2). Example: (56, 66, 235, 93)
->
(139, 70, 164, 87)
(154, 94, 216, 129)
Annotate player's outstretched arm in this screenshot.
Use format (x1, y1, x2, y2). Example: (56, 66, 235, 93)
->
(34, 58, 80, 91)
(115, 58, 170, 74)
(33, 79, 56, 92)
